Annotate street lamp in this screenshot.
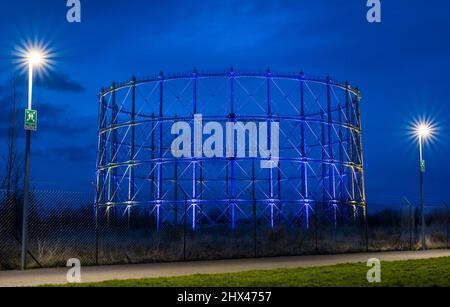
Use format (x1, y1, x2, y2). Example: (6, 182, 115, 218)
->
(21, 48, 46, 270)
(416, 122, 432, 251)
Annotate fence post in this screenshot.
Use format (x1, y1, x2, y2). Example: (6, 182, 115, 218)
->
(95, 207, 99, 266)
(183, 197, 187, 261)
(314, 202, 319, 253)
(365, 205, 369, 252)
(444, 201, 449, 249)
(252, 159, 257, 258)
(404, 197, 415, 251)
(21, 132, 32, 271)
(410, 205, 413, 250)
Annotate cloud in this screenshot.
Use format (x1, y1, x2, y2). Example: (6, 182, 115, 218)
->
(0, 99, 95, 140)
(35, 71, 85, 93)
(0, 94, 22, 140)
(0, 70, 85, 95)
(38, 118, 94, 136)
(34, 102, 95, 136)
(36, 144, 96, 163)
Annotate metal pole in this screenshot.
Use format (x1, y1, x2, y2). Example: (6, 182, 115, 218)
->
(21, 62, 34, 270)
(267, 69, 274, 229)
(230, 68, 236, 229)
(95, 89, 106, 266)
(345, 84, 353, 203)
(299, 74, 308, 211)
(183, 197, 187, 261)
(108, 82, 117, 224)
(21, 131, 31, 270)
(129, 77, 136, 229)
(355, 90, 366, 205)
(445, 201, 449, 249)
(355, 90, 368, 250)
(326, 77, 336, 203)
(321, 110, 329, 227)
(419, 136, 426, 250)
(157, 73, 164, 232)
(338, 104, 344, 204)
(151, 113, 155, 202)
(192, 70, 198, 230)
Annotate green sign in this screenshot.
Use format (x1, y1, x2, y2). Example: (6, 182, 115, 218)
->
(420, 160, 426, 173)
(25, 109, 38, 131)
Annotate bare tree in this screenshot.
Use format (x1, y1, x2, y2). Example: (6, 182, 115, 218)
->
(1, 76, 23, 234)
(3, 76, 23, 192)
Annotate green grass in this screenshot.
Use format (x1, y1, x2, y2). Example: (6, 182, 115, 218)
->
(56, 257, 450, 287)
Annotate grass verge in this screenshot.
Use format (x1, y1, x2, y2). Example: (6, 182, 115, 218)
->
(54, 257, 450, 287)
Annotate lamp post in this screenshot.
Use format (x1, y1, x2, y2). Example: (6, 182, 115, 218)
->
(21, 50, 45, 270)
(417, 123, 431, 251)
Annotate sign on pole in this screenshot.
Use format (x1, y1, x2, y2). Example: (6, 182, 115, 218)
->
(25, 109, 38, 131)
(420, 160, 426, 173)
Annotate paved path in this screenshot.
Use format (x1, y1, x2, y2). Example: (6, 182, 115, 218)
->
(1, 250, 449, 287)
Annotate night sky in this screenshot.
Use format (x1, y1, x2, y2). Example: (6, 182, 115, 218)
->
(0, 0, 449, 209)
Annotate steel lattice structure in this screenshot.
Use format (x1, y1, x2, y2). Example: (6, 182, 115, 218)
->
(96, 69, 366, 231)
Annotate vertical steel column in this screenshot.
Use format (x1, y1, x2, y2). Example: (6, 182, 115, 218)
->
(355, 89, 368, 250)
(109, 82, 117, 224)
(192, 163, 197, 231)
(194, 71, 204, 204)
(321, 110, 330, 226)
(95, 89, 106, 265)
(156, 73, 164, 231)
(128, 77, 136, 228)
(300, 73, 309, 228)
(150, 113, 155, 201)
(349, 88, 358, 224)
(277, 160, 281, 225)
(267, 69, 274, 229)
(192, 69, 198, 230)
(230, 68, 236, 229)
(326, 77, 336, 206)
(346, 85, 355, 203)
(355, 89, 366, 205)
(355, 89, 367, 239)
(338, 102, 344, 205)
(174, 116, 179, 224)
(96, 90, 107, 209)
(100, 92, 107, 205)
(276, 74, 281, 215)
(350, 90, 359, 222)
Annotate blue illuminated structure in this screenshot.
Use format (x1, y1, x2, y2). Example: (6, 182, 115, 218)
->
(96, 69, 366, 232)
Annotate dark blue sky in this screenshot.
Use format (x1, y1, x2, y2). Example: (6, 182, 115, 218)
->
(0, 0, 449, 209)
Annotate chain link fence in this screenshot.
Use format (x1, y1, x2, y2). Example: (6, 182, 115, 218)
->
(0, 189, 449, 270)
(367, 201, 450, 251)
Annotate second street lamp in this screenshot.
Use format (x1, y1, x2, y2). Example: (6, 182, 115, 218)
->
(416, 123, 431, 251)
(21, 49, 46, 270)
